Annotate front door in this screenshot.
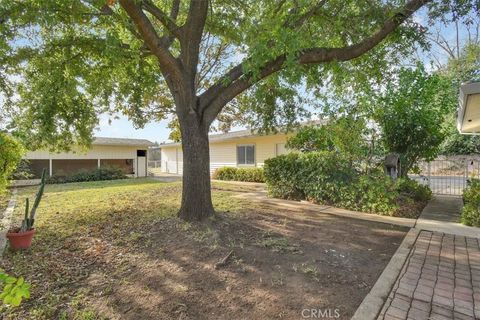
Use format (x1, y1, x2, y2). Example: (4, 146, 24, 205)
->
(137, 150, 147, 177)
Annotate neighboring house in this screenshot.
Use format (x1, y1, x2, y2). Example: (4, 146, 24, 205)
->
(457, 82, 480, 134)
(24, 137, 154, 178)
(158, 129, 292, 175)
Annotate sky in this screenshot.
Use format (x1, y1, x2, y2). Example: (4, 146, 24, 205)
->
(93, 9, 475, 144)
(96, 114, 171, 144)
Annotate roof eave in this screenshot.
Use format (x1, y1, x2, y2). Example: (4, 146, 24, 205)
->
(457, 82, 480, 134)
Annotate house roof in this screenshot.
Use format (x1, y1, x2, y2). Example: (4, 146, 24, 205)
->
(157, 120, 325, 148)
(93, 137, 154, 147)
(156, 128, 257, 148)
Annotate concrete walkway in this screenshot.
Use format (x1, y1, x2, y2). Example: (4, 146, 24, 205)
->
(150, 173, 182, 182)
(419, 196, 463, 222)
(0, 189, 17, 256)
(416, 195, 479, 238)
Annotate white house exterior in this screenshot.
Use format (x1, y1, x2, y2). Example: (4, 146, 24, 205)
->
(24, 137, 154, 178)
(158, 129, 292, 175)
(457, 82, 480, 134)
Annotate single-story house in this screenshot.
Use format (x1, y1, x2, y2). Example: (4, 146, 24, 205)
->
(159, 129, 292, 175)
(24, 137, 154, 178)
(457, 81, 480, 134)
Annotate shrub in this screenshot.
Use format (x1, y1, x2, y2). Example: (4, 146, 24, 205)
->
(351, 174, 399, 214)
(300, 151, 358, 205)
(213, 167, 265, 183)
(46, 167, 127, 184)
(395, 178, 432, 202)
(263, 153, 305, 199)
(0, 133, 24, 193)
(265, 151, 360, 203)
(8, 159, 34, 180)
(264, 151, 430, 216)
(212, 167, 237, 181)
(461, 179, 480, 227)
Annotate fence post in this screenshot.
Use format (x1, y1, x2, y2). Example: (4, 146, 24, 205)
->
(465, 159, 468, 189)
(427, 162, 431, 190)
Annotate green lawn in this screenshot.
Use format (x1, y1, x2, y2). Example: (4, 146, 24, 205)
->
(0, 178, 406, 320)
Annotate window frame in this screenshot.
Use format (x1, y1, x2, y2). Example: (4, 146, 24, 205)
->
(236, 144, 256, 166)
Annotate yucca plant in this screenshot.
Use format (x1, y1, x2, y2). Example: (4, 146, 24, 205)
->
(19, 168, 46, 232)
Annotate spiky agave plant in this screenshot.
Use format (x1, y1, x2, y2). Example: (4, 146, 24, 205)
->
(19, 168, 46, 232)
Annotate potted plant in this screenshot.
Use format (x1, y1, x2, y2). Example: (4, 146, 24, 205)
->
(6, 168, 46, 250)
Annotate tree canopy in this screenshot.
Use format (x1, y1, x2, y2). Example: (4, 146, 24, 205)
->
(2, 0, 477, 147)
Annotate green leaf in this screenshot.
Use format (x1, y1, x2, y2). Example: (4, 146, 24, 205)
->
(23, 289, 30, 299)
(11, 295, 22, 307)
(5, 277, 16, 284)
(3, 284, 12, 293)
(3, 294, 12, 305)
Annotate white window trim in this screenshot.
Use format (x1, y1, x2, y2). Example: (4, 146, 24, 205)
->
(236, 144, 256, 166)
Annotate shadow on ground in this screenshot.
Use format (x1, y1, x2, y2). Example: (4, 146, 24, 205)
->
(1, 185, 407, 320)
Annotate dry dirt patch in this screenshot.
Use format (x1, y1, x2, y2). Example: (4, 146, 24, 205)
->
(1, 179, 407, 319)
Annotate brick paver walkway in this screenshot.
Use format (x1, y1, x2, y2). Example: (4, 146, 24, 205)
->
(378, 230, 480, 320)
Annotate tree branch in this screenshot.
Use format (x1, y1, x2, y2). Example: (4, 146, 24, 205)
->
(200, 0, 430, 124)
(284, 0, 328, 29)
(119, 0, 182, 84)
(142, 0, 182, 40)
(180, 0, 209, 79)
(159, 0, 181, 48)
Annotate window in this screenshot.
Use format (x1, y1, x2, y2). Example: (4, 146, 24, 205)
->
(237, 145, 255, 165)
(137, 150, 146, 157)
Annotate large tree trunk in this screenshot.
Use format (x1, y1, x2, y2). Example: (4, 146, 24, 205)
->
(177, 112, 215, 221)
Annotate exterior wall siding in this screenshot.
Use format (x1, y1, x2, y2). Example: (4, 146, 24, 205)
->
(25, 145, 141, 160)
(24, 145, 149, 177)
(161, 148, 178, 174)
(160, 133, 290, 175)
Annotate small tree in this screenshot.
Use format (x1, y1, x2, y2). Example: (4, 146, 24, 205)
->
(286, 117, 381, 172)
(373, 66, 455, 175)
(286, 117, 368, 155)
(0, 133, 24, 193)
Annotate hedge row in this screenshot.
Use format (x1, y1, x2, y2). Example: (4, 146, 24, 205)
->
(46, 167, 127, 184)
(264, 152, 431, 215)
(212, 167, 265, 183)
(462, 180, 480, 227)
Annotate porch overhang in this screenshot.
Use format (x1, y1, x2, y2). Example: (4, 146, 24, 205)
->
(457, 82, 480, 134)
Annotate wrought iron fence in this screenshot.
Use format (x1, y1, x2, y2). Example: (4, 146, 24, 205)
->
(147, 161, 162, 176)
(148, 160, 162, 168)
(410, 157, 480, 196)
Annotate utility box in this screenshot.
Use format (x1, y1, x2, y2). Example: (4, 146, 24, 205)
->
(384, 153, 400, 180)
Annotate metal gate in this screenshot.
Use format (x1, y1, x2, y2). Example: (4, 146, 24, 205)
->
(410, 158, 480, 195)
